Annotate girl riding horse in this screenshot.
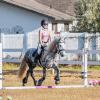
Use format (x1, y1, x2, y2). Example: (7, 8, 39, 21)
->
(32, 19, 51, 63)
(18, 20, 66, 86)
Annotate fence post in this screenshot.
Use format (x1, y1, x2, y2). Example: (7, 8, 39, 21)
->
(84, 48, 88, 86)
(82, 35, 88, 86)
(23, 33, 28, 53)
(0, 43, 2, 89)
(82, 49, 85, 78)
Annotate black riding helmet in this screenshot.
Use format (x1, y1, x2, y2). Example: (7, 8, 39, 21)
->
(41, 19, 48, 26)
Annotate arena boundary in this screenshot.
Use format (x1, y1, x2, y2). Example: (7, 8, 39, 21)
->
(0, 42, 89, 89)
(3, 85, 90, 90)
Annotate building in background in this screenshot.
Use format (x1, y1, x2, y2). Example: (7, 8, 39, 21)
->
(36, 0, 77, 32)
(0, 0, 75, 35)
(0, 0, 100, 62)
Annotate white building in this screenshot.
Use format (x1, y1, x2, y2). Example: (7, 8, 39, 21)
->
(0, 0, 74, 35)
(0, 0, 99, 62)
(0, 0, 75, 60)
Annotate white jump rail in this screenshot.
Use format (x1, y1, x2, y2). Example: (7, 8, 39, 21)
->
(3, 85, 88, 90)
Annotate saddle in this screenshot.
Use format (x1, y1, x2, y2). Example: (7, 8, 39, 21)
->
(31, 47, 43, 63)
(31, 45, 47, 67)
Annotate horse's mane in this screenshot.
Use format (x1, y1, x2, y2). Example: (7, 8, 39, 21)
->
(48, 37, 60, 52)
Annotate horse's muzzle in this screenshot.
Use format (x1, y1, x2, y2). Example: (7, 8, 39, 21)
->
(59, 50, 66, 57)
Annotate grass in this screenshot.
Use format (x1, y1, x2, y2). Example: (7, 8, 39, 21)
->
(3, 63, 19, 71)
(88, 66, 100, 70)
(2, 63, 100, 87)
(3, 63, 100, 86)
(1, 63, 100, 100)
(3, 63, 100, 71)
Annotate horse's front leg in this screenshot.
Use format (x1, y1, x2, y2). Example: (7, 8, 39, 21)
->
(53, 63, 60, 85)
(22, 70, 30, 86)
(37, 67, 46, 86)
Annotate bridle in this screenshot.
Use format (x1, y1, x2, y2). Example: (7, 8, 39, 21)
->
(56, 39, 66, 56)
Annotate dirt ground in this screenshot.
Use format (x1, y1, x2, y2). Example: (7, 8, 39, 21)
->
(0, 87, 100, 100)
(1, 66, 100, 100)
(3, 69, 100, 86)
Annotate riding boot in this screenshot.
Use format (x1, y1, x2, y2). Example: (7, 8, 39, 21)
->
(31, 52, 38, 63)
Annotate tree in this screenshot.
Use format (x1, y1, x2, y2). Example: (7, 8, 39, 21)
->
(74, 0, 100, 33)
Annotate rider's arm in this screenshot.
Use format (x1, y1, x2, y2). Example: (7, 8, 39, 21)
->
(39, 30, 43, 45)
(49, 33, 51, 42)
(49, 30, 52, 42)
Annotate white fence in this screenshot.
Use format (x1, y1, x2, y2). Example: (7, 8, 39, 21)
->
(1, 34, 24, 62)
(1, 32, 100, 64)
(1, 33, 100, 89)
(1, 32, 39, 63)
(0, 42, 88, 89)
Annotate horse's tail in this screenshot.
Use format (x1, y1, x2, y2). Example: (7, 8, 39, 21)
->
(18, 57, 28, 79)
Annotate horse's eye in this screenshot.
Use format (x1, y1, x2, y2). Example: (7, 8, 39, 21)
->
(59, 45, 62, 47)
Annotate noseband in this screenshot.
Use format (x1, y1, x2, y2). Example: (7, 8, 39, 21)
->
(56, 41, 65, 55)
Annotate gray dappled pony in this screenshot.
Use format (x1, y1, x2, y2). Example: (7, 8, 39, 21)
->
(18, 37, 66, 86)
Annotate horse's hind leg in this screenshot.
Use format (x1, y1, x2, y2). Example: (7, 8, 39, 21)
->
(30, 71, 37, 86)
(29, 66, 37, 86)
(22, 70, 30, 86)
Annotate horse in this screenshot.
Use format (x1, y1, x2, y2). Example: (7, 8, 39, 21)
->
(18, 37, 66, 86)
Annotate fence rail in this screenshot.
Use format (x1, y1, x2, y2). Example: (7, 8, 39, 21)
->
(0, 42, 89, 88)
(1, 33, 100, 65)
(1, 32, 100, 89)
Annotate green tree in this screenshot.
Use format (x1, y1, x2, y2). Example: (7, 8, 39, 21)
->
(74, 0, 100, 33)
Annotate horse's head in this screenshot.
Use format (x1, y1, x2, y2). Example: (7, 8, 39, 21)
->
(49, 37, 66, 57)
(43, 37, 66, 69)
(56, 37, 66, 57)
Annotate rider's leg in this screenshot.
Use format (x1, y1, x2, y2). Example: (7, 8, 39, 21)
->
(31, 45, 42, 62)
(41, 43, 48, 62)
(31, 52, 38, 62)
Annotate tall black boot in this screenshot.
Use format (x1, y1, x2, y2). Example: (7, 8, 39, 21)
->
(31, 52, 38, 63)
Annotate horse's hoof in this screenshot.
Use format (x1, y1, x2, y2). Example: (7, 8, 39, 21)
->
(35, 80, 41, 86)
(37, 84, 41, 86)
(35, 80, 38, 86)
(55, 81, 60, 85)
(37, 81, 42, 86)
(23, 84, 25, 86)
